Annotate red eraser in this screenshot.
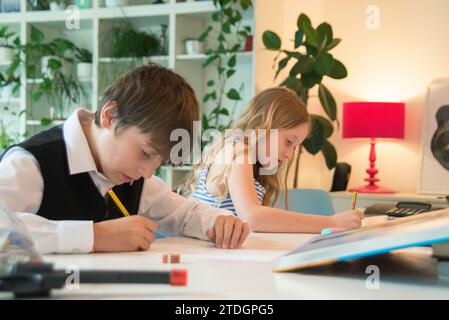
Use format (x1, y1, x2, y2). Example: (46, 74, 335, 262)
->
(170, 269, 188, 286)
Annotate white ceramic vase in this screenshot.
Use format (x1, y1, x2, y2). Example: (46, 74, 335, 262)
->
(0, 47, 15, 63)
(77, 62, 93, 80)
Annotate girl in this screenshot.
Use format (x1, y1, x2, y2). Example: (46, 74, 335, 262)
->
(185, 87, 363, 234)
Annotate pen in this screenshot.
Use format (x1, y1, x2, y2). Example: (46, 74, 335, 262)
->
(107, 188, 130, 217)
(351, 192, 358, 210)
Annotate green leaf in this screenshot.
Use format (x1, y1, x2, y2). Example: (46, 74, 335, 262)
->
(294, 31, 303, 49)
(297, 13, 312, 31)
(262, 31, 281, 50)
(199, 26, 213, 42)
(223, 22, 231, 34)
(212, 12, 220, 22)
(203, 93, 211, 103)
(284, 51, 302, 59)
(311, 114, 334, 138)
(228, 55, 236, 68)
(300, 71, 322, 89)
(316, 23, 333, 46)
(202, 114, 209, 131)
(207, 80, 215, 87)
(303, 23, 322, 48)
(227, 89, 241, 100)
(226, 69, 236, 78)
(219, 108, 230, 116)
(302, 119, 325, 155)
(31, 91, 43, 102)
(241, 0, 252, 10)
(203, 54, 218, 67)
(318, 84, 337, 121)
(326, 38, 341, 51)
(321, 140, 337, 169)
(40, 118, 53, 126)
(314, 52, 334, 76)
(328, 59, 348, 79)
(274, 57, 290, 80)
(290, 55, 314, 77)
(30, 26, 45, 43)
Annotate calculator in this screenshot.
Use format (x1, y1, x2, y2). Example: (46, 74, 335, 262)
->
(385, 201, 432, 218)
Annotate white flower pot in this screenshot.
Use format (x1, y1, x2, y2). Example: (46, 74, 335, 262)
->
(0, 47, 15, 63)
(185, 39, 203, 55)
(105, 0, 129, 7)
(0, 83, 14, 100)
(49, 1, 65, 11)
(77, 62, 92, 80)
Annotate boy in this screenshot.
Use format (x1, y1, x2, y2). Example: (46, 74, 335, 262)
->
(0, 63, 249, 254)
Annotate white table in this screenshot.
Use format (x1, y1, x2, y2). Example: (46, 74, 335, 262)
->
(331, 191, 449, 214)
(43, 216, 449, 300)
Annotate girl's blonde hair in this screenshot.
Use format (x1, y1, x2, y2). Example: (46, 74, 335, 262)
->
(184, 87, 310, 207)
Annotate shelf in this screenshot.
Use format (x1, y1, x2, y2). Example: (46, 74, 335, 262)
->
(0, 1, 214, 23)
(99, 56, 169, 63)
(26, 79, 44, 84)
(0, 61, 13, 67)
(26, 120, 65, 126)
(0, 98, 20, 104)
(176, 51, 253, 62)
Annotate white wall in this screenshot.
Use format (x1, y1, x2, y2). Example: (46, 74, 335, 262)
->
(255, 0, 449, 192)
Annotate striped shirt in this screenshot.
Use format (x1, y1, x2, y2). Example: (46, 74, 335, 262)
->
(191, 166, 266, 215)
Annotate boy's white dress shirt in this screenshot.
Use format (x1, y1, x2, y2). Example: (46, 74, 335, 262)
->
(0, 109, 233, 254)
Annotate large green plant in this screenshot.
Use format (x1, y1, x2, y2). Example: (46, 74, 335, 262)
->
(24, 26, 87, 122)
(199, 0, 253, 146)
(263, 13, 348, 173)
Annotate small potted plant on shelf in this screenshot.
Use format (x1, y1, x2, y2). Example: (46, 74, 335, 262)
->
(0, 27, 18, 64)
(112, 22, 160, 58)
(75, 47, 93, 81)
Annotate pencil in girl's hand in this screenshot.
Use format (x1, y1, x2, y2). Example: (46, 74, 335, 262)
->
(108, 188, 130, 217)
(351, 192, 358, 210)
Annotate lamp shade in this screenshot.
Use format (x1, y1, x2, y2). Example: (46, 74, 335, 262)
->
(343, 102, 405, 139)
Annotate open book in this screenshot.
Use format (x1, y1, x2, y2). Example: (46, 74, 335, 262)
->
(273, 208, 449, 272)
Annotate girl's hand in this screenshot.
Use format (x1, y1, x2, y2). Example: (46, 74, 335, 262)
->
(330, 210, 365, 229)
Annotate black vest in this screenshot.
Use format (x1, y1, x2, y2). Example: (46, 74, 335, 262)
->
(0, 125, 144, 222)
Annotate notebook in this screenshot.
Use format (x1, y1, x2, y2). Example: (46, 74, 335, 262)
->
(273, 208, 449, 272)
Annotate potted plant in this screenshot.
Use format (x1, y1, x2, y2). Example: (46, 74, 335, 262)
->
(263, 13, 348, 185)
(75, 47, 93, 80)
(0, 27, 18, 64)
(24, 26, 86, 120)
(112, 21, 160, 58)
(198, 0, 253, 146)
(184, 38, 203, 55)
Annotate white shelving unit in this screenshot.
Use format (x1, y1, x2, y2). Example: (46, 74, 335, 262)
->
(0, 0, 255, 190)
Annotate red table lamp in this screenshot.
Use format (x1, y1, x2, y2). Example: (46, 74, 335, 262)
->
(343, 102, 405, 193)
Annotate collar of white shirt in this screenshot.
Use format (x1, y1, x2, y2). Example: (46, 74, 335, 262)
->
(63, 108, 110, 183)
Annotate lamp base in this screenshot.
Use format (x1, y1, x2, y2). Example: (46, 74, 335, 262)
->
(349, 185, 395, 194)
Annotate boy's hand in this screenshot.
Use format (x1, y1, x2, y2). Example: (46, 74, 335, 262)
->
(206, 215, 250, 249)
(93, 215, 157, 252)
(330, 210, 364, 229)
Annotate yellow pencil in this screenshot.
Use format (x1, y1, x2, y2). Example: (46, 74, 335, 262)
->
(351, 192, 358, 210)
(108, 188, 130, 217)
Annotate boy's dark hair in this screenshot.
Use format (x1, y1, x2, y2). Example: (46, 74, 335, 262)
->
(95, 63, 199, 163)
